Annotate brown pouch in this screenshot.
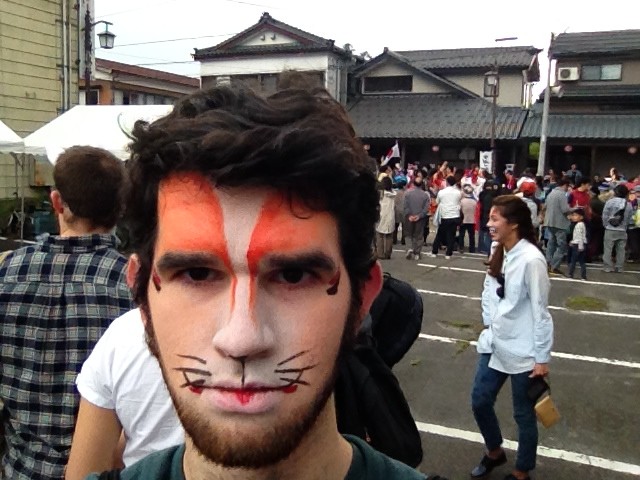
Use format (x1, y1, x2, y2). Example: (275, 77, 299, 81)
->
(535, 394, 560, 428)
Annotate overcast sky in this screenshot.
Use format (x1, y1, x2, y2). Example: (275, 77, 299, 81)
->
(94, 0, 639, 93)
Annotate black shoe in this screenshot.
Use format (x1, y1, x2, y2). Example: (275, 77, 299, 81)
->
(470, 451, 507, 478)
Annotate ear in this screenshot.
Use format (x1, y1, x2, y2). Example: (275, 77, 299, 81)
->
(126, 254, 140, 291)
(358, 261, 383, 318)
(50, 190, 64, 215)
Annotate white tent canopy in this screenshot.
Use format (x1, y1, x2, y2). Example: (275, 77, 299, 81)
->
(0, 120, 23, 151)
(20, 105, 173, 163)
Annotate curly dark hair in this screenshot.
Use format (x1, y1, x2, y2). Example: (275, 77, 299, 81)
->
(126, 85, 378, 308)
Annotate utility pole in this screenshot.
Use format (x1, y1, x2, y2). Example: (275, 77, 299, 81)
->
(84, 7, 92, 104)
(537, 33, 555, 177)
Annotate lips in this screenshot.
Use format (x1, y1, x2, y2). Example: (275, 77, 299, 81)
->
(217, 385, 298, 404)
(203, 384, 299, 414)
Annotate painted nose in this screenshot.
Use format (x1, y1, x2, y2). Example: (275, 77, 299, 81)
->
(211, 277, 275, 360)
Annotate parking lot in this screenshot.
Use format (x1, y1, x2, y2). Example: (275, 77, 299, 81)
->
(384, 248, 640, 480)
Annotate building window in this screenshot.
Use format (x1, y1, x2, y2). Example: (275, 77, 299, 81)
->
(81, 89, 100, 105)
(581, 64, 622, 81)
(363, 75, 413, 93)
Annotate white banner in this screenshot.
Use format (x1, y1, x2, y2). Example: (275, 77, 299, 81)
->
(479, 150, 493, 173)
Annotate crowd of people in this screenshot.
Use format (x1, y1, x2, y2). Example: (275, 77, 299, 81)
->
(0, 80, 634, 480)
(376, 159, 640, 278)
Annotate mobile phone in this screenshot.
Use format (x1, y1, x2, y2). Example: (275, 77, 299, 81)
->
(527, 376, 549, 402)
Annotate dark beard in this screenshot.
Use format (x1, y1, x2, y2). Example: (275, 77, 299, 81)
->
(140, 296, 360, 469)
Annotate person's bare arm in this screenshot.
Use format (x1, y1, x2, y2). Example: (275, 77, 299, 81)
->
(65, 398, 123, 480)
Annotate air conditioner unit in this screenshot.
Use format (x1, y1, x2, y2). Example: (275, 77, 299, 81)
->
(558, 67, 579, 82)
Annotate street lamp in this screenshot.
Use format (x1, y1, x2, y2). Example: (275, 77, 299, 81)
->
(482, 37, 517, 170)
(484, 68, 499, 149)
(83, 8, 116, 105)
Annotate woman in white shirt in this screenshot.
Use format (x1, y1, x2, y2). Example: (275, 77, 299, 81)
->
(470, 195, 554, 480)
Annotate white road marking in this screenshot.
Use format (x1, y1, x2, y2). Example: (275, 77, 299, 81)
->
(393, 249, 640, 276)
(458, 254, 640, 274)
(417, 287, 640, 320)
(416, 263, 640, 289)
(415, 421, 640, 476)
(418, 333, 640, 369)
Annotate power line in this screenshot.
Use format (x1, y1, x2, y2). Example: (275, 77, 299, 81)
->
(99, 50, 182, 63)
(98, 33, 236, 49)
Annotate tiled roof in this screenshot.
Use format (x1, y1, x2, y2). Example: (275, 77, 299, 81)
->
(194, 12, 347, 60)
(396, 46, 540, 70)
(96, 59, 199, 87)
(556, 84, 640, 98)
(552, 30, 640, 57)
(347, 94, 527, 140)
(521, 112, 640, 139)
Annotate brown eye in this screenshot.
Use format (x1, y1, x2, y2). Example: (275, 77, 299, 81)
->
(281, 269, 304, 284)
(183, 268, 220, 282)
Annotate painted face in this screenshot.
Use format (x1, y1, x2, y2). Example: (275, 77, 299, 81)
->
(145, 172, 354, 467)
(487, 206, 517, 244)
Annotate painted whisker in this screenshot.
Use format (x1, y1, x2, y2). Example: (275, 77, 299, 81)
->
(176, 354, 207, 364)
(274, 364, 317, 374)
(174, 367, 212, 376)
(277, 350, 309, 366)
(279, 377, 310, 387)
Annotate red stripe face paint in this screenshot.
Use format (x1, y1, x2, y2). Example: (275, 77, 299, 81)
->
(155, 173, 236, 307)
(151, 268, 162, 292)
(246, 194, 338, 307)
(326, 269, 341, 296)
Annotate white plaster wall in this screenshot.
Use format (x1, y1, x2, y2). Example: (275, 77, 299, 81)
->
(200, 53, 350, 100)
(200, 53, 330, 77)
(242, 31, 297, 46)
(364, 61, 448, 94)
(445, 73, 524, 106)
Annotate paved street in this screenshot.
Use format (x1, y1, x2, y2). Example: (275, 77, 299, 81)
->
(384, 246, 640, 480)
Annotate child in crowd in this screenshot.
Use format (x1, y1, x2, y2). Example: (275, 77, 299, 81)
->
(568, 208, 588, 280)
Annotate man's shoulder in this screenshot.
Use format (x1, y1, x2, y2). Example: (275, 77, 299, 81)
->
(345, 435, 426, 480)
(103, 445, 185, 480)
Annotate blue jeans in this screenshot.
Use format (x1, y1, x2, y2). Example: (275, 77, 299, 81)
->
(478, 228, 491, 254)
(471, 354, 538, 472)
(545, 226, 567, 269)
(568, 244, 587, 278)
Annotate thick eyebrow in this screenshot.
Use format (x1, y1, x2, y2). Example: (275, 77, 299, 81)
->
(155, 252, 225, 274)
(264, 252, 337, 273)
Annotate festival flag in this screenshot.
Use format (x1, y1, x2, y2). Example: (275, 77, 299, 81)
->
(382, 141, 400, 166)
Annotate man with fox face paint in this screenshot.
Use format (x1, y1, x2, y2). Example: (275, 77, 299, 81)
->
(87, 85, 428, 480)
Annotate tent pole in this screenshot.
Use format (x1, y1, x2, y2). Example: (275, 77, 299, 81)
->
(10, 152, 26, 243)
